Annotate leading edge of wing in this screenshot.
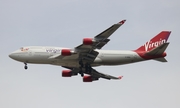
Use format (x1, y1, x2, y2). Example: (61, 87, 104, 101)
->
(75, 19, 126, 51)
(95, 19, 126, 39)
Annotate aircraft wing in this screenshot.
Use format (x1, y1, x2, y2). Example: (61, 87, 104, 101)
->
(76, 19, 126, 51)
(49, 20, 126, 61)
(63, 66, 123, 81)
(90, 68, 123, 80)
(75, 20, 126, 63)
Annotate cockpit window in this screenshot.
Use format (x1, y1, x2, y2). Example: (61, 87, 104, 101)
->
(20, 47, 29, 51)
(20, 47, 23, 51)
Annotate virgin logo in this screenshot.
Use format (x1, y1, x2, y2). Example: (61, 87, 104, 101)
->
(144, 38, 166, 51)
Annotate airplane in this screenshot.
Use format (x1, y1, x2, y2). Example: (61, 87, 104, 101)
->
(9, 20, 171, 82)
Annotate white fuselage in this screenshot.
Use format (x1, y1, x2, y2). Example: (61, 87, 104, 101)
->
(9, 46, 145, 67)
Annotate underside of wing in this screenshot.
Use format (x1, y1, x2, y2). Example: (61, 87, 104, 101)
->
(82, 68, 123, 82)
(90, 68, 123, 80)
(75, 20, 126, 64)
(76, 20, 126, 51)
(62, 66, 123, 82)
(49, 20, 126, 63)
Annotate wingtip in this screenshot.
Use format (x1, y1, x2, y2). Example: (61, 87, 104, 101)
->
(119, 20, 126, 25)
(161, 31, 171, 33)
(118, 76, 123, 79)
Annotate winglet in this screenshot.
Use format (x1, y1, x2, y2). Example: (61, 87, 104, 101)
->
(118, 76, 123, 79)
(119, 20, 126, 25)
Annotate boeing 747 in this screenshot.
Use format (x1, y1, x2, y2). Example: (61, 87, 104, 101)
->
(9, 20, 171, 82)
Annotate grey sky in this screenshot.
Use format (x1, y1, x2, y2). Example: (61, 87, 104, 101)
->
(0, 0, 180, 108)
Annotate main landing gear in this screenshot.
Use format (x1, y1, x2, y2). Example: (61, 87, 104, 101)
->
(85, 63, 92, 73)
(79, 60, 84, 77)
(79, 60, 92, 77)
(79, 70, 84, 77)
(24, 63, 28, 70)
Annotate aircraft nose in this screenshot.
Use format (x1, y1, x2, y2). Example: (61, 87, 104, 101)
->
(9, 53, 13, 58)
(9, 50, 21, 60)
(9, 52, 16, 59)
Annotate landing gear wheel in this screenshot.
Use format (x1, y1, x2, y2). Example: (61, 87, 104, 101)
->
(79, 69, 84, 77)
(81, 73, 84, 77)
(24, 65, 28, 70)
(85, 63, 92, 74)
(24, 63, 28, 70)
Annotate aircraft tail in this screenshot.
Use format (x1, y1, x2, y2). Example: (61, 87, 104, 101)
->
(145, 42, 169, 55)
(145, 42, 169, 62)
(135, 31, 171, 62)
(135, 31, 171, 52)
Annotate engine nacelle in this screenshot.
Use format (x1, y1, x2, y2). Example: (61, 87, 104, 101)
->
(61, 49, 72, 56)
(83, 38, 95, 45)
(62, 70, 72, 77)
(83, 75, 98, 82)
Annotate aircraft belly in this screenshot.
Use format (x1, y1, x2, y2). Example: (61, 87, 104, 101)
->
(102, 57, 132, 65)
(52, 60, 79, 67)
(99, 52, 142, 65)
(24, 52, 53, 64)
(26, 57, 53, 64)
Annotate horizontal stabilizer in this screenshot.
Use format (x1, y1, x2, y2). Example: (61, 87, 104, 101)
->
(145, 42, 169, 56)
(154, 57, 167, 62)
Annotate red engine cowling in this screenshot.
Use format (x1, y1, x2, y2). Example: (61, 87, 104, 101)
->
(83, 75, 93, 82)
(83, 75, 99, 82)
(62, 70, 72, 77)
(83, 38, 94, 45)
(61, 49, 72, 56)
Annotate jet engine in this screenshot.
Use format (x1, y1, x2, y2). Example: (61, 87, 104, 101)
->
(62, 70, 78, 77)
(83, 38, 95, 45)
(62, 70, 73, 77)
(83, 75, 98, 82)
(61, 49, 72, 56)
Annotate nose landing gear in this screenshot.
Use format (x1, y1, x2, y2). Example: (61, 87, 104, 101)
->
(24, 63, 28, 70)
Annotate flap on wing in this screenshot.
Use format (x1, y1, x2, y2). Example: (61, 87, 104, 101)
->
(91, 68, 122, 80)
(79, 50, 99, 63)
